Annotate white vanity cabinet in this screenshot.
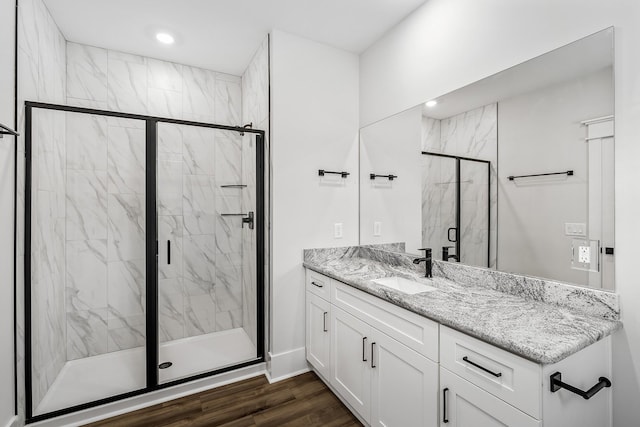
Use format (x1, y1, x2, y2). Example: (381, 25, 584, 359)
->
(331, 307, 372, 421)
(305, 270, 439, 427)
(304, 270, 613, 427)
(306, 292, 331, 379)
(439, 368, 540, 427)
(305, 270, 333, 380)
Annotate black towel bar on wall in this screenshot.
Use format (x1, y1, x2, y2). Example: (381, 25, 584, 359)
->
(370, 173, 397, 181)
(550, 372, 611, 399)
(508, 170, 573, 181)
(318, 169, 349, 178)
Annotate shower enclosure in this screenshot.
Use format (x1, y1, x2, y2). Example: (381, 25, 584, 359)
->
(421, 151, 491, 267)
(24, 101, 265, 421)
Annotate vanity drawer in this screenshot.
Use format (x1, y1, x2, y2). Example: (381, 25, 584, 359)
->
(440, 326, 541, 419)
(306, 270, 332, 301)
(332, 280, 438, 362)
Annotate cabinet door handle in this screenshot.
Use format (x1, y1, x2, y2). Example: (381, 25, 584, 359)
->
(371, 342, 376, 368)
(323, 312, 328, 332)
(462, 356, 502, 377)
(311, 281, 323, 288)
(443, 388, 449, 423)
(167, 240, 171, 264)
(362, 337, 367, 362)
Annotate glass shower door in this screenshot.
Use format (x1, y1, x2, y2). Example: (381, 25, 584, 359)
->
(459, 159, 490, 267)
(27, 107, 148, 417)
(421, 154, 458, 261)
(156, 123, 260, 384)
(422, 152, 491, 267)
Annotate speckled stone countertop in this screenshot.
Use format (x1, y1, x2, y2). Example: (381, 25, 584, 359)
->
(303, 246, 622, 365)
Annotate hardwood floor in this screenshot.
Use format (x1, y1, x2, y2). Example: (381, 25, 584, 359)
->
(85, 372, 362, 427)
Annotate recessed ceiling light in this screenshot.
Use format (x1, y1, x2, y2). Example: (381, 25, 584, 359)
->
(425, 100, 438, 107)
(156, 32, 175, 45)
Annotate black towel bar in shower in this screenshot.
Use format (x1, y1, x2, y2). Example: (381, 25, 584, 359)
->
(0, 122, 18, 137)
(370, 173, 398, 181)
(318, 169, 350, 178)
(550, 372, 611, 399)
(508, 170, 573, 181)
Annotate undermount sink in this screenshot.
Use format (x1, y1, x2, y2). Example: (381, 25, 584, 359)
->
(372, 276, 437, 295)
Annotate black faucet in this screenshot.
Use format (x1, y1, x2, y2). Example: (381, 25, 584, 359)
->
(413, 248, 432, 278)
(442, 246, 459, 262)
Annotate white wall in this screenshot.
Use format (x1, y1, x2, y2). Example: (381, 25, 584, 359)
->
(270, 30, 359, 378)
(498, 68, 613, 285)
(359, 106, 422, 253)
(359, 1, 640, 425)
(0, 0, 16, 424)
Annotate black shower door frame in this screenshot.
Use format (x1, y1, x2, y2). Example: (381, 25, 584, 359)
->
(422, 151, 491, 267)
(23, 101, 266, 423)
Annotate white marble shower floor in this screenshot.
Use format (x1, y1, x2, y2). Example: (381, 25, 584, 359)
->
(34, 328, 257, 416)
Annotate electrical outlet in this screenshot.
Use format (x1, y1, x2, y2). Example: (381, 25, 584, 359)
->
(373, 222, 382, 237)
(578, 246, 591, 263)
(334, 223, 343, 239)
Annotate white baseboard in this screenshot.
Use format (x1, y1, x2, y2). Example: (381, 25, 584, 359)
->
(31, 363, 266, 427)
(3, 416, 18, 427)
(265, 367, 310, 384)
(267, 347, 307, 382)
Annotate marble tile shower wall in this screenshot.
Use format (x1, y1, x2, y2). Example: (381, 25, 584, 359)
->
(155, 124, 245, 345)
(64, 42, 245, 357)
(64, 113, 147, 359)
(240, 36, 269, 349)
(16, 0, 67, 412)
(421, 104, 497, 267)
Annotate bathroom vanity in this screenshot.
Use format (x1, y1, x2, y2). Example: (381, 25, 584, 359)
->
(303, 246, 621, 427)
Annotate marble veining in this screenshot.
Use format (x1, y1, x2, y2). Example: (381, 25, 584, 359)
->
(303, 246, 621, 364)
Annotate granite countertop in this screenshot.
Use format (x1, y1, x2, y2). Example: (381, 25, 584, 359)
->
(303, 253, 622, 365)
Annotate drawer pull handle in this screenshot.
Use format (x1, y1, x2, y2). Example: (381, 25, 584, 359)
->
(311, 281, 324, 288)
(323, 312, 328, 332)
(550, 372, 611, 399)
(371, 342, 376, 368)
(362, 337, 367, 362)
(462, 356, 502, 377)
(443, 387, 449, 423)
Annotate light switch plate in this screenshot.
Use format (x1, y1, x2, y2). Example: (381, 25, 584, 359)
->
(565, 222, 587, 237)
(373, 222, 382, 237)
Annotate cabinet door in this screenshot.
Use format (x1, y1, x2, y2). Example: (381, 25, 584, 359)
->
(331, 307, 372, 423)
(306, 292, 331, 379)
(371, 329, 439, 427)
(440, 368, 540, 427)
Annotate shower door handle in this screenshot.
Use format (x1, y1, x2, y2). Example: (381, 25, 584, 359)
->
(167, 240, 171, 265)
(447, 227, 457, 242)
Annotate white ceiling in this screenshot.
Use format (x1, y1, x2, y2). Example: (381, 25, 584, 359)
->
(44, 0, 427, 75)
(422, 28, 614, 120)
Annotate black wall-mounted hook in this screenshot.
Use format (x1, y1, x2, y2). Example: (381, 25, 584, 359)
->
(550, 372, 611, 400)
(370, 173, 398, 181)
(319, 169, 349, 178)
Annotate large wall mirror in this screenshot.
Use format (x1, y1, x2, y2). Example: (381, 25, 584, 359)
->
(359, 27, 615, 290)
